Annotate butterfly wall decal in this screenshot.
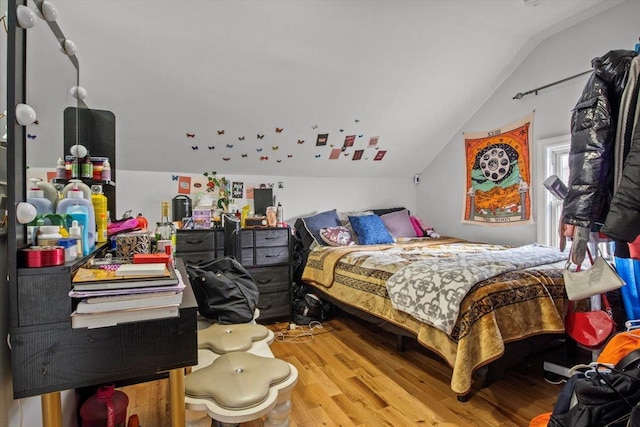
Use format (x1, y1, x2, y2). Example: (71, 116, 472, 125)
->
(287, 154, 293, 158)
(172, 175, 179, 181)
(223, 157, 230, 161)
(355, 119, 360, 123)
(208, 146, 215, 150)
(315, 154, 321, 158)
(272, 146, 279, 151)
(238, 136, 245, 141)
(358, 134, 364, 138)
(241, 154, 248, 158)
(186, 133, 195, 138)
(217, 130, 225, 135)
(277, 160, 282, 163)
(275, 127, 283, 133)
(33, 120, 39, 125)
(257, 134, 264, 139)
(339, 129, 344, 132)
(256, 148, 263, 152)
(226, 144, 234, 148)
(27, 134, 36, 139)
(260, 156, 269, 161)
(297, 139, 304, 144)
(312, 124, 318, 129)
(191, 146, 199, 150)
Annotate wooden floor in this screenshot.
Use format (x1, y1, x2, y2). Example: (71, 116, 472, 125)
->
(121, 314, 564, 426)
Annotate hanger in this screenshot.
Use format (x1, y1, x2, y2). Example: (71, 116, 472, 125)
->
(625, 319, 640, 338)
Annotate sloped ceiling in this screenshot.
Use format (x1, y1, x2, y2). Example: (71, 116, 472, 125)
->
(26, 0, 624, 178)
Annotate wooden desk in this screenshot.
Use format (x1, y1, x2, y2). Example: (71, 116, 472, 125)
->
(9, 257, 198, 426)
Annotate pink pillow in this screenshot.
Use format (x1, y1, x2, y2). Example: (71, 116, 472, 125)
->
(409, 216, 424, 237)
(380, 209, 415, 238)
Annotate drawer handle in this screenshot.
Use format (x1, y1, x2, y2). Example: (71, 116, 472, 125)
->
(185, 240, 205, 245)
(257, 278, 272, 284)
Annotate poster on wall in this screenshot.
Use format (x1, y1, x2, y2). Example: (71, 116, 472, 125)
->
(462, 112, 534, 225)
(177, 176, 191, 195)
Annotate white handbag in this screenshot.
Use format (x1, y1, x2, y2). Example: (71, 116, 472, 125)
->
(563, 248, 625, 301)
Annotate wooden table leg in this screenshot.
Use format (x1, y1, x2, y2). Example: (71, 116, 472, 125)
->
(41, 392, 62, 427)
(169, 368, 186, 427)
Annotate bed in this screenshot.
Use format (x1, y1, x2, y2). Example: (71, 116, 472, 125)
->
(293, 209, 568, 398)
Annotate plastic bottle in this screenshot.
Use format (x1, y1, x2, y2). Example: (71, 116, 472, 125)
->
(101, 159, 111, 181)
(56, 180, 95, 255)
(81, 152, 93, 179)
(27, 178, 54, 215)
(276, 202, 283, 227)
(55, 157, 66, 180)
(79, 384, 129, 427)
(91, 185, 108, 243)
(68, 220, 83, 258)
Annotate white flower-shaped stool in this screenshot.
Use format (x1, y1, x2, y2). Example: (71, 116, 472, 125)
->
(185, 323, 297, 427)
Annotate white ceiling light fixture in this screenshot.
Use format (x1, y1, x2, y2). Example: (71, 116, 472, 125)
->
(15, 103, 37, 126)
(41, 1, 58, 21)
(16, 4, 36, 28)
(63, 39, 77, 56)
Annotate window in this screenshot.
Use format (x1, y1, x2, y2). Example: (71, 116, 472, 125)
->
(535, 135, 570, 247)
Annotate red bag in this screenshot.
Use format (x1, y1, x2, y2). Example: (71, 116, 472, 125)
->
(565, 293, 615, 348)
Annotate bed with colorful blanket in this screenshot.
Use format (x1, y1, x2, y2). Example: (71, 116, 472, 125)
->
(297, 230, 567, 397)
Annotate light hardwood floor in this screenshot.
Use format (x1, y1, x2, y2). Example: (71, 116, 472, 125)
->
(121, 315, 564, 426)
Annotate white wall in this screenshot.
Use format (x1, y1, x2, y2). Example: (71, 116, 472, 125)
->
(114, 171, 418, 228)
(417, 0, 639, 246)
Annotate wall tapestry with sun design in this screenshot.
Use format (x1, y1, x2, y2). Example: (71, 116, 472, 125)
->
(462, 112, 534, 225)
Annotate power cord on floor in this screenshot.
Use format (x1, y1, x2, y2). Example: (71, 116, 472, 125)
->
(274, 320, 333, 343)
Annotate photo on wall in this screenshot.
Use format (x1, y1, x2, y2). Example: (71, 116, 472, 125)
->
(462, 112, 534, 225)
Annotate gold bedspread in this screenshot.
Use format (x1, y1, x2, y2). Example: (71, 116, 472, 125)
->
(301, 238, 566, 395)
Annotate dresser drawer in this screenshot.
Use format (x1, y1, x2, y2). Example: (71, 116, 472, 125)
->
(257, 292, 290, 323)
(177, 251, 219, 266)
(256, 246, 289, 266)
(249, 266, 290, 290)
(176, 230, 216, 253)
(254, 229, 289, 248)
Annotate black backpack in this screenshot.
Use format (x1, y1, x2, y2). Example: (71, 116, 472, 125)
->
(185, 257, 260, 324)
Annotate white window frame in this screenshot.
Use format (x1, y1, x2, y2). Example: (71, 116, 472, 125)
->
(534, 135, 570, 247)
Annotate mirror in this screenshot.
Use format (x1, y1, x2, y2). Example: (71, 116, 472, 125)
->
(1, 0, 8, 235)
(25, 0, 79, 170)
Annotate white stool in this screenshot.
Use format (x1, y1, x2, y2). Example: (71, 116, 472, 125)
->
(185, 323, 298, 427)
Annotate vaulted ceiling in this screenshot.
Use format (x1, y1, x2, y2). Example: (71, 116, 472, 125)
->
(25, 0, 625, 178)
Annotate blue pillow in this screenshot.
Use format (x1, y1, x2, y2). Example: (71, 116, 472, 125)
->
(349, 214, 394, 245)
(299, 209, 342, 248)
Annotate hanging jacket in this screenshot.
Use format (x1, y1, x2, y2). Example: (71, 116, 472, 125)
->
(602, 121, 640, 241)
(563, 50, 638, 229)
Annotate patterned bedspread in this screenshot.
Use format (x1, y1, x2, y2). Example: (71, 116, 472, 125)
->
(301, 237, 567, 395)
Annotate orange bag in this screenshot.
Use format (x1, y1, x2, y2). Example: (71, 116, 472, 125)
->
(529, 412, 551, 427)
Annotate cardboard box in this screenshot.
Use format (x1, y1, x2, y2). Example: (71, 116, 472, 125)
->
(192, 208, 211, 230)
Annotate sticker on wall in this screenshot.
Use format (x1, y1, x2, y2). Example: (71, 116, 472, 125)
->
(242, 153, 248, 158)
(329, 148, 342, 160)
(316, 133, 328, 146)
(223, 157, 231, 161)
(373, 150, 387, 161)
(238, 136, 245, 141)
(272, 146, 279, 151)
(343, 135, 355, 147)
(186, 133, 195, 138)
(352, 150, 364, 160)
(312, 124, 318, 129)
(217, 130, 225, 135)
(27, 134, 37, 140)
(257, 148, 263, 152)
(275, 127, 284, 133)
(315, 154, 321, 158)
(260, 156, 269, 161)
(232, 182, 244, 199)
(257, 134, 264, 139)
(297, 139, 305, 144)
(178, 176, 191, 194)
(246, 187, 254, 199)
(172, 175, 179, 181)
(191, 146, 199, 150)
(368, 136, 379, 147)
(355, 119, 360, 123)
(208, 146, 215, 150)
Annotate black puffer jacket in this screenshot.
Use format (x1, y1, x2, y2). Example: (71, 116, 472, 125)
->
(562, 50, 638, 229)
(602, 121, 640, 241)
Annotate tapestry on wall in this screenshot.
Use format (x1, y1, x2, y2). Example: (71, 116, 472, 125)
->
(462, 112, 533, 225)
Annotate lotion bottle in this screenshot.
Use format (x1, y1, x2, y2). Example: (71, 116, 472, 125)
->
(56, 180, 95, 255)
(27, 179, 54, 215)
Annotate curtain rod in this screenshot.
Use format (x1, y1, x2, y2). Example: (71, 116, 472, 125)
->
(513, 69, 592, 100)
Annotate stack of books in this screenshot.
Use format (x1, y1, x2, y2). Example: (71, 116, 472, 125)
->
(69, 262, 185, 329)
